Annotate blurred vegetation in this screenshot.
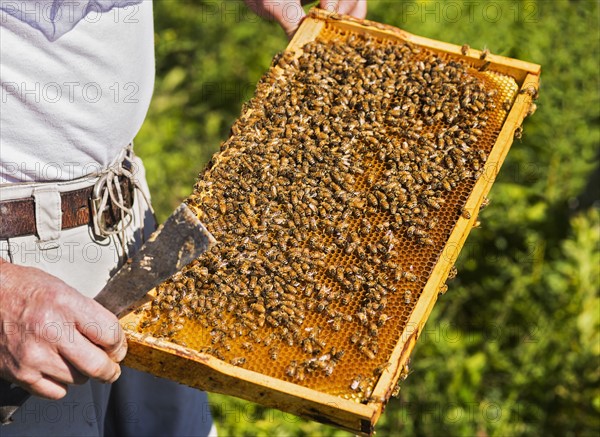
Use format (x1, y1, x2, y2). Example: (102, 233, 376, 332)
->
(135, 0, 599, 435)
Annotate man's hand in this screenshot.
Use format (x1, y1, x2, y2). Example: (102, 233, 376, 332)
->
(0, 260, 127, 400)
(245, 0, 367, 39)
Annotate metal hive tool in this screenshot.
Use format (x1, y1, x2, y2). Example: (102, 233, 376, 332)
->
(119, 9, 540, 435)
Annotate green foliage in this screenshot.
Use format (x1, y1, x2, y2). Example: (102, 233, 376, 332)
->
(135, 1, 599, 435)
(136, 1, 286, 217)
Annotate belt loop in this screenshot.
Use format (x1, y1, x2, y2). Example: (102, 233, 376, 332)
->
(33, 185, 61, 247)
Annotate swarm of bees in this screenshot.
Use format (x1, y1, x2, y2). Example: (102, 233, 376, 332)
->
(140, 32, 513, 401)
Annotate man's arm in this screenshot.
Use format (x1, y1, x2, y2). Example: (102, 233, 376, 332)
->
(0, 258, 126, 399)
(245, 0, 368, 39)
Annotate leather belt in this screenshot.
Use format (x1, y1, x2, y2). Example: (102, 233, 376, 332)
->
(0, 177, 133, 239)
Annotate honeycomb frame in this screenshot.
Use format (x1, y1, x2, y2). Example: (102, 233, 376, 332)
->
(119, 9, 540, 436)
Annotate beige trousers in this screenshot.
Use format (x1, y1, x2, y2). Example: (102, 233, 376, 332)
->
(0, 157, 216, 436)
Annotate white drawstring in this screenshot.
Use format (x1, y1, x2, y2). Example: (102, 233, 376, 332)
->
(91, 145, 154, 256)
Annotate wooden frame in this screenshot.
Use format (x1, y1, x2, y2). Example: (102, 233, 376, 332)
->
(120, 9, 540, 436)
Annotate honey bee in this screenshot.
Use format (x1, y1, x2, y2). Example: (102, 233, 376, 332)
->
(527, 102, 538, 117)
(448, 265, 458, 279)
(231, 357, 246, 366)
(248, 330, 262, 344)
(324, 363, 335, 377)
(444, 156, 455, 170)
(269, 347, 279, 361)
(350, 375, 363, 391)
(353, 244, 367, 259)
(427, 217, 439, 229)
(374, 362, 392, 376)
(399, 363, 411, 381)
(356, 311, 368, 325)
(514, 126, 523, 140)
(361, 346, 376, 360)
(478, 61, 491, 72)
(476, 149, 487, 163)
(286, 360, 298, 378)
(414, 228, 427, 238)
(329, 317, 342, 332)
(316, 300, 329, 313)
(261, 333, 275, 347)
(519, 85, 539, 100)
(331, 348, 345, 362)
(302, 338, 313, 354)
(369, 323, 379, 337)
(403, 271, 418, 282)
(367, 193, 378, 207)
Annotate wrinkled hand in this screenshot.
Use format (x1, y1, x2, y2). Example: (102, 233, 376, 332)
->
(0, 260, 127, 400)
(245, 0, 367, 39)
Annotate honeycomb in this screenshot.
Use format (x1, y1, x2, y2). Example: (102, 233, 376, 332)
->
(137, 23, 519, 403)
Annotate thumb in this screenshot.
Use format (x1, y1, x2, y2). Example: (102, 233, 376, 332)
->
(320, 0, 367, 18)
(245, 0, 307, 40)
(272, 1, 306, 39)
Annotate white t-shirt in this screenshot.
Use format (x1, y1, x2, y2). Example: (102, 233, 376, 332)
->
(0, 0, 155, 183)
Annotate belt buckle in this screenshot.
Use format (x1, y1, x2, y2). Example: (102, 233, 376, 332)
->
(91, 173, 109, 238)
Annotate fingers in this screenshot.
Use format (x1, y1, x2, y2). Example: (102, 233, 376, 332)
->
(272, 2, 306, 39)
(3, 354, 88, 400)
(320, 0, 340, 13)
(244, 1, 306, 39)
(3, 368, 69, 400)
(320, 0, 367, 18)
(58, 330, 122, 384)
(23, 376, 68, 400)
(246, 0, 306, 39)
(0, 264, 125, 403)
(245, 0, 368, 40)
(72, 298, 128, 362)
(348, 0, 367, 19)
(108, 334, 128, 363)
(59, 369, 88, 386)
(43, 357, 89, 386)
